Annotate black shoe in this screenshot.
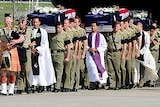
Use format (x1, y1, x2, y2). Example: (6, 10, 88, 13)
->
(46, 85, 52, 91)
(81, 85, 89, 90)
(149, 84, 155, 87)
(121, 85, 126, 89)
(88, 87, 95, 90)
(125, 85, 132, 89)
(132, 84, 137, 88)
(138, 86, 143, 88)
(25, 88, 31, 94)
(84, 86, 89, 90)
(37, 86, 44, 93)
(31, 89, 36, 93)
(116, 87, 121, 90)
(129, 84, 134, 89)
(71, 88, 78, 92)
(95, 81, 100, 90)
(39, 86, 44, 92)
(106, 87, 119, 90)
(62, 88, 70, 92)
(37, 89, 42, 93)
(31, 85, 36, 93)
(52, 89, 60, 93)
(89, 82, 97, 90)
(8, 93, 14, 96)
(16, 90, 22, 94)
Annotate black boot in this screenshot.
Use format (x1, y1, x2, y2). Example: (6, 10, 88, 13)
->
(88, 82, 95, 90)
(16, 90, 23, 94)
(95, 81, 100, 90)
(46, 85, 52, 91)
(25, 87, 31, 94)
(37, 86, 44, 93)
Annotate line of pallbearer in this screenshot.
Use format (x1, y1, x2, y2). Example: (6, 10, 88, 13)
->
(0, 13, 160, 96)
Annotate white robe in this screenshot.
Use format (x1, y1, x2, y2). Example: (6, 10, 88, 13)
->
(134, 30, 159, 83)
(30, 28, 56, 86)
(86, 32, 108, 84)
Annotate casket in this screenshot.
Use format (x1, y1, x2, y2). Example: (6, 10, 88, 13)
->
(27, 13, 65, 26)
(85, 14, 114, 27)
(59, 8, 76, 19)
(133, 18, 151, 31)
(118, 8, 129, 20)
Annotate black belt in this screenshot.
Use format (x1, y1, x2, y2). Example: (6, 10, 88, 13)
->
(150, 49, 159, 52)
(51, 50, 65, 53)
(17, 46, 30, 50)
(108, 48, 122, 53)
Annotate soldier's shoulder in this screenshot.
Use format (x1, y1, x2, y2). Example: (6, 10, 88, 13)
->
(65, 32, 69, 37)
(62, 30, 67, 35)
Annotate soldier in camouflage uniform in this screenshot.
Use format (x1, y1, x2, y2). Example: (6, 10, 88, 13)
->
(62, 18, 75, 92)
(16, 16, 33, 94)
(149, 25, 160, 87)
(73, 16, 87, 92)
(51, 22, 71, 93)
(106, 21, 124, 90)
(119, 20, 129, 89)
(69, 18, 79, 91)
(128, 17, 141, 88)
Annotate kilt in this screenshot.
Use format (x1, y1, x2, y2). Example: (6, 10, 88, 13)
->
(9, 47, 21, 72)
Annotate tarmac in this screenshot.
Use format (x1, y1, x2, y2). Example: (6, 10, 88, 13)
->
(0, 86, 160, 107)
(0, 60, 160, 107)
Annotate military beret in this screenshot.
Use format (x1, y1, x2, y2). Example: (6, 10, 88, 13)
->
(4, 13, 11, 17)
(18, 15, 28, 23)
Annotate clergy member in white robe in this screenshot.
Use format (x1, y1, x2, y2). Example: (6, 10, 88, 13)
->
(29, 17, 56, 89)
(134, 22, 158, 86)
(86, 21, 108, 85)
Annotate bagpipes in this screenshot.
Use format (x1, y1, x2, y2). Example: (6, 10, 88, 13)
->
(0, 30, 26, 68)
(0, 41, 9, 66)
(0, 32, 16, 69)
(10, 31, 27, 63)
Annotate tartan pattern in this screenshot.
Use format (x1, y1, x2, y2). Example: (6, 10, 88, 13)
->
(9, 47, 21, 72)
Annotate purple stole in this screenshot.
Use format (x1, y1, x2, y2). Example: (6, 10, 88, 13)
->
(88, 32, 105, 73)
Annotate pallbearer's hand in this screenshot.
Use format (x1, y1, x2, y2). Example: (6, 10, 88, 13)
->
(31, 48, 38, 55)
(131, 52, 135, 58)
(64, 57, 69, 62)
(76, 55, 80, 60)
(29, 41, 36, 47)
(121, 54, 125, 60)
(126, 55, 129, 60)
(81, 54, 85, 59)
(72, 53, 76, 58)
